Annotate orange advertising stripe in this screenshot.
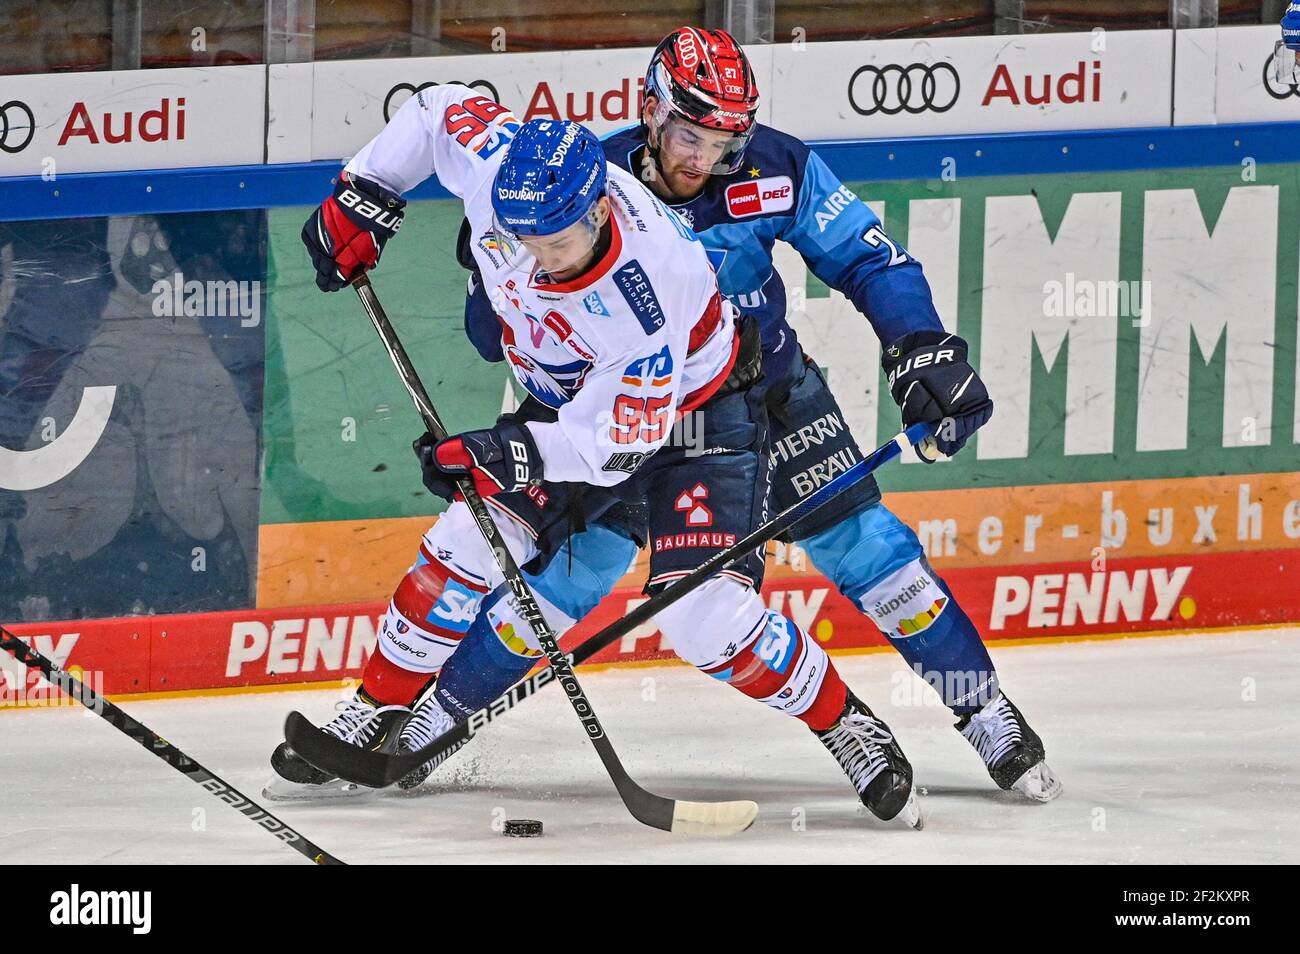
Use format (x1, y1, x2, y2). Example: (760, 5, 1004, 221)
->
(257, 513, 817, 608)
(258, 472, 1300, 608)
(883, 470, 1300, 569)
(257, 515, 436, 608)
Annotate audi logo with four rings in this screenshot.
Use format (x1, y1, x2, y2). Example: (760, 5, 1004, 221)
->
(1263, 52, 1300, 99)
(848, 63, 960, 116)
(0, 100, 35, 154)
(383, 80, 501, 122)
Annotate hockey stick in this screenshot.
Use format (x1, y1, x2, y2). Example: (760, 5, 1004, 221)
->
(287, 273, 757, 836)
(0, 626, 344, 865)
(291, 412, 937, 791)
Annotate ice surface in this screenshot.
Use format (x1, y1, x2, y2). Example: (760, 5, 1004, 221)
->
(2, 630, 1296, 864)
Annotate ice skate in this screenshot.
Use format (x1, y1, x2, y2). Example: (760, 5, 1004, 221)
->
(957, 692, 1062, 802)
(264, 690, 410, 801)
(815, 691, 922, 828)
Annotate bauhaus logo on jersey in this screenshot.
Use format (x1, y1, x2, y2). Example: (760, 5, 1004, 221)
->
(726, 176, 794, 218)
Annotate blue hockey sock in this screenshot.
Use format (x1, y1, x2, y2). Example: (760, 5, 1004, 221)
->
(800, 505, 999, 715)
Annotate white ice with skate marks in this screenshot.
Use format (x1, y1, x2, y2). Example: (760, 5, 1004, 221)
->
(1, 629, 1296, 864)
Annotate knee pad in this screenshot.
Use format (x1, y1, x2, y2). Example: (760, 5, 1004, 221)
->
(805, 507, 953, 643)
(798, 503, 924, 607)
(653, 575, 768, 669)
(432, 530, 633, 718)
(529, 523, 636, 622)
(377, 551, 491, 676)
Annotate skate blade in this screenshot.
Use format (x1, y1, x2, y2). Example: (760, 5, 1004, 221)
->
(895, 790, 924, 830)
(261, 775, 374, 802)
(1011, 761, 1063, 802)
(859, 790, 924, 829)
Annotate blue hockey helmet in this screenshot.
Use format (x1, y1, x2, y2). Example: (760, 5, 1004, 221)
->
(492, 119, 607, 238)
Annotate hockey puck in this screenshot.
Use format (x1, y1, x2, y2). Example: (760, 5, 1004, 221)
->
(503, 818, 543, 838)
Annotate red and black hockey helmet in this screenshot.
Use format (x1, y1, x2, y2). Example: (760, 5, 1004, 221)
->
(644, 27, 760, 174)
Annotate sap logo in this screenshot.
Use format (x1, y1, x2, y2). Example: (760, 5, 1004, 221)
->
(815, 185, 858, 232)
(622, 346, 674, 387)
(755, 615, 797, 674)
(725, 176, 794, 218)
(428, 579, 483, 632)
(582, 290, 610, 316)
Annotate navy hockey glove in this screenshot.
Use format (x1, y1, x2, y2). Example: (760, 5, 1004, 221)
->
(414, 419, 542, 501)
(882, 331, 993, 462)
(302, 172, 406, 292)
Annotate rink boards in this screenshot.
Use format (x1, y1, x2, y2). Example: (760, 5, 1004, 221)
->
(3, 542, 1296, 705)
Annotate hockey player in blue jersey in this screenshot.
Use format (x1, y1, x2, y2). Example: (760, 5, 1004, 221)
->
(405, 27, 1060, 805)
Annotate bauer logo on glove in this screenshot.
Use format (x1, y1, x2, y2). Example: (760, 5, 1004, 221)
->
(301, 172, 407, 292)
(414, 420, 543, 501)
(881, 331, 993, 462)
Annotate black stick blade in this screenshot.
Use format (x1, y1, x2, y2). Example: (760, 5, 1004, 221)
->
(282, 710, 390, 789)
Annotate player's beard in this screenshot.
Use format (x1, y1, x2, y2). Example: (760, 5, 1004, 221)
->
(640, 149, 709, 203)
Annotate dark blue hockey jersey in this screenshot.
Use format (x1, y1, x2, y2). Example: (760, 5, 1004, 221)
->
(599, 122, 943, 355)
(460, 122, 943, 365)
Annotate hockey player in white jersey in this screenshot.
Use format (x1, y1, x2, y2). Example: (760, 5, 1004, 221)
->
(274, 83, 922, 824)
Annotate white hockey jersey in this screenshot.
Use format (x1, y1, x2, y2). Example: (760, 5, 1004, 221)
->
(345, 84, 738, 486)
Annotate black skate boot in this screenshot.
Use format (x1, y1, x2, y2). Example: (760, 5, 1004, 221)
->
(395, 689, 462, 790)
(814, 691, 921, 828)
(957, 691, 1062, 802)
(263, 690, 410, 801)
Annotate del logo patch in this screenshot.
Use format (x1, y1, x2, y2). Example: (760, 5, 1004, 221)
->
(725, 176, 794, 218)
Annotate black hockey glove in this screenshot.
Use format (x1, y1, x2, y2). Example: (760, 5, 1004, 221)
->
(302, 172, 406, 292)
(881, 331, 993, 462)
(413, 419, 542, 502)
